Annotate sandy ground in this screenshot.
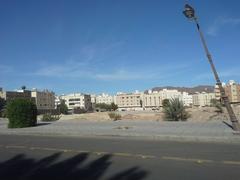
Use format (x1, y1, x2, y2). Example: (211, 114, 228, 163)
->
(57, 105, 240, 122)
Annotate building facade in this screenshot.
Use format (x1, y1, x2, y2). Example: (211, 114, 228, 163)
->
(116, 92, 143, 111)
(143, 91, 162, 109)
(180, 92, 193, 106)
(96, 93, 114, 104)
(31, 89, 55, 111)
(0, 89, 33, 102)
(224, 80, 240, 103)
(61, 93, 92, 111)
(214, 80, 240, 103)
(192, 92, 215, 107)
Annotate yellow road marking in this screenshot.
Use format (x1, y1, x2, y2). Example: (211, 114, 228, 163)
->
(5, 145, 26, 149)
(1, 145, 240, 165)
(223, 161, 240, 165)
(162, 156, 214, 163)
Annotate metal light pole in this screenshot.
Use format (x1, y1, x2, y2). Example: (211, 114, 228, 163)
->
(183, 4, 240, 131)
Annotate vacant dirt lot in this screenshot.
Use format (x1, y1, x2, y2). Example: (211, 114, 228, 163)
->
(58, 105, 240, 122)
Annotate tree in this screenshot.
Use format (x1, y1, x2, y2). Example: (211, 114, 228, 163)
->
(57, 100, 68, 114)
(110, 103, 118, 111)
(0, 97, 6, 117)
(163, 98, 190, 121)
(162, 99, 170, 108)
(0, 97, 6, 111)
(21, 86, 26, 90)
(96, 103, 118, 111)
(140, 100, 143, 108)
(7, 98, 37, 128)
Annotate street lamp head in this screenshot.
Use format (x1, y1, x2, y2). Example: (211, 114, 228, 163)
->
(183, 4, 195, 19)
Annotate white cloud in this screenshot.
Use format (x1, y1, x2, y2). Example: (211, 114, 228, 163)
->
(207, 17, 240, 36)
(33, 60, 191, 82)
(95, 69, 155, 81)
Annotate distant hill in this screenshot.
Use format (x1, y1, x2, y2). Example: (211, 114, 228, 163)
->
(148, 85, 214, 94)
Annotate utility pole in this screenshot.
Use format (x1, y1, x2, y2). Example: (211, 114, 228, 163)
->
(183, 4, 240, 131)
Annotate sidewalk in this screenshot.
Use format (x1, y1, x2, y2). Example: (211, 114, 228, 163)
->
(0, 118, 240, 143)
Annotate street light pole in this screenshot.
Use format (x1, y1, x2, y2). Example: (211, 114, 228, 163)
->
(183, 4, 240, 131)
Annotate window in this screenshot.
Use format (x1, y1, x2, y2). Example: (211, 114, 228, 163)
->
(69, 98, 80, 101)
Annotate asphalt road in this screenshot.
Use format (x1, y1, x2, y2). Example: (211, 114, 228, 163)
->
(0, 135, 240, 180)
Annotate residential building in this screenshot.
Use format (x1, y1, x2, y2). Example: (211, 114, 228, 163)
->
(90, 94, 96, 104)
(96, 93, 114, 104)
(214, 80, 240, 103)
(180, 92, 193, 106)
(31, 89, 55, 111)
(143, 91, 162, 109)
(0, 88, 33, 102)
(61, 93, 92, 111)
(55, 96, 61, 109)
(192, 92, 215, 107)
(214, 82, 226, 101)
(224, 80, 240, 103)
(116, 92, 143, 111)
(143, 89, 192, 109)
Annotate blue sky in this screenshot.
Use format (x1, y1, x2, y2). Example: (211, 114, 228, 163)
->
(1, 0, 240, 95)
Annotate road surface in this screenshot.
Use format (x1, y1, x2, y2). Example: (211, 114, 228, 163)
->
(0, 134, 240, 180)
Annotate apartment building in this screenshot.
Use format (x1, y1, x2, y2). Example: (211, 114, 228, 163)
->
(214, 82, 226, 101)
(61, 93, 92, 110)
(0, 89, 34, 102)
(143, 90, 162, 109)
(31, 89, 55, 111)
(116, 92, 143, 111)
(180, 92, 193, 106)
(90, 94, 96, 104)
(96, 93, 114, 104)
(214, 80, 240, 103)
(192, 92, 215, 107)
(224, 80, 240, 103)
(55, 96, 61, 109)
(143, 89, 192, 109)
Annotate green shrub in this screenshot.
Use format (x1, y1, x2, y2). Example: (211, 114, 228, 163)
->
(108, 112, 121, 121)
(57, 100, 68, 114)
(0, 97, 6, 117)
(163, 98, 190, 121)
(162, 99, 170, 108)
(7, 98, 37, 128)
(0, 108, 7, 118)
(96, 103, 118, 111)
(41, 113, 61, 121)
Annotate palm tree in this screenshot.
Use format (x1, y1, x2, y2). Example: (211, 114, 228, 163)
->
(163, 98, 190, 121)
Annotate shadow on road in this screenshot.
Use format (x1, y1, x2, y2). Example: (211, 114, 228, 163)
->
(36, 122, 52, 127)
(0, 152, 148, 180)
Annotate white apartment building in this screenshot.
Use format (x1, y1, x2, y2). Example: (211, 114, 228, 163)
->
(159, 89, 182, 100)
(143, 90, 162, 109)
(143, 89, 192, 109)
(116, 92, 143, 111)
(180, 92, 193, 106)
(31, 89, 55, 110)
(61, 93, 92, 110)
(55, 96, 61, 109)
(90, 94, 96, 104)
(192, 92, 215, 107)
(96, 93, 114, 104)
